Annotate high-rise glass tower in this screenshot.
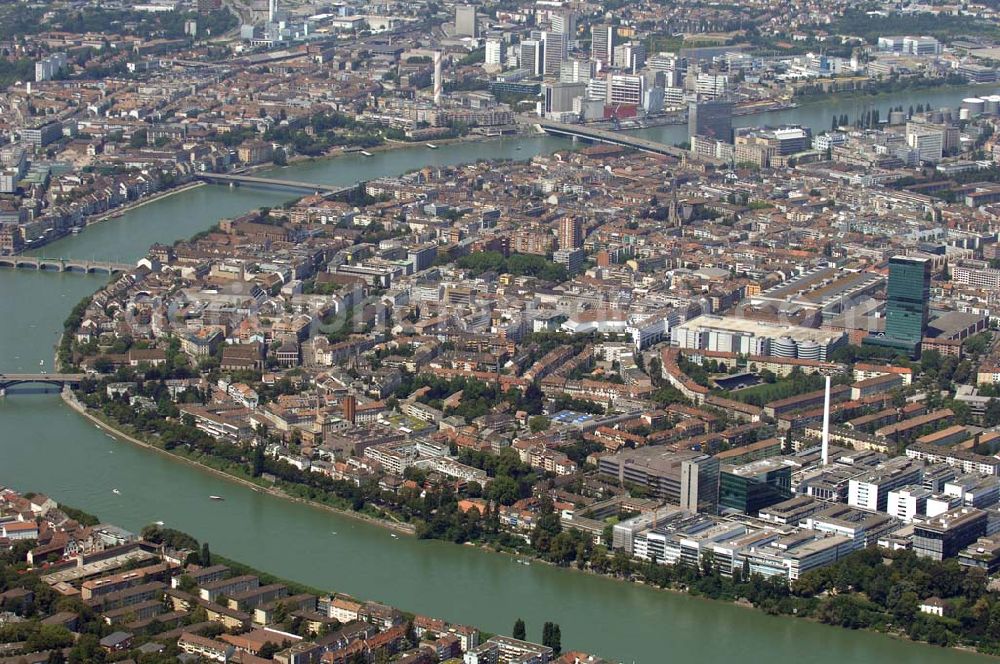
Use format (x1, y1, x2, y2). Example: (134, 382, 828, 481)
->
(688, 99, 733, 143)
(865, 255, 930, 357)
(885, 256, 931, 346)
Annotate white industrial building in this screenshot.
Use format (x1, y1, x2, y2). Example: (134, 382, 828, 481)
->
(671, 315, 847, 360)
(887, 486, 932, 522)
(847, 457, 924, 512)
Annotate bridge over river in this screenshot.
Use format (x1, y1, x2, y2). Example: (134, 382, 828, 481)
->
(0, 257, 131, 274)
(196, 173, 360, 197)
(520, 116, 724, 166)
(0, 373, 86, 393)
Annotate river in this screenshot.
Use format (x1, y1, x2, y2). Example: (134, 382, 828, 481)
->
(1, 86, 997, 663)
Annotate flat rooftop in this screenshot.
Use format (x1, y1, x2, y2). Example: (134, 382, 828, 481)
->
(926, 311, 987, 339)
(722, 457, 790, 477)
(677, 314, 844, 343)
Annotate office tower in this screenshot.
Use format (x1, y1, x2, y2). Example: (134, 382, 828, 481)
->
(718, 461, 792, 515)
(606, 74, 644, 106)
(879, 256, 931, 356)
(554, 248, 585, 274)
(614, 41, 646, 73)
(649, 53, 686, 88)
(694, 72, 729, 99)
(680, 455, 721, 514)
(455, 4, 477, 37)
(559, 58, 594, 83)
(913, 507, 987, 560)
(558, 217, 583, 249)
(906, 124, 944, 163)
(591, 24, 615, 65)
(598, 448, 719, 513)
(520, 39, 543, 77)
(542, 31, 566, 77)
(586, 77, 607, 102)
(485, 38, 505, 67)
(688, 99, 733, 143)
(35, 53, 67, 83)
(550, 10, 576, 36)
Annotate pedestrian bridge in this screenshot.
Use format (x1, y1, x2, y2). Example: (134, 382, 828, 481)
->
(0, 373, 86, 391)
(0, 257, 131, 274)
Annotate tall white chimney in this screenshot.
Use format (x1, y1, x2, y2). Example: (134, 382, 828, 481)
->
(821, 374, 831, 466)
(433, 51, 442, 107)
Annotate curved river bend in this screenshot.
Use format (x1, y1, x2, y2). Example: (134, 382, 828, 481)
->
(1, 87, 996, 663)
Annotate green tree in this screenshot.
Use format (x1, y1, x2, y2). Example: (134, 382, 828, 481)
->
(986, 399, 1000, 426)
(129, 129, 148, 148)
(542, 622, 561, 653)
(513, 618, 526, 640)
(258, 642, 282, 659)
(485, 476, 519, 505)
(522, 381, 544, 415)
(177, 574, 197, 592)
(252, 442, 266, 477)
(201, 542, 211, 566)
(529, 415, 551, 433)
(531, 500, 562, 554)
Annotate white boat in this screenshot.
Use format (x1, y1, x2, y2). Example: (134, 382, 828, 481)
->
(209, 495, 224, 501)
(154, 521, 164, 526)
(390, 533, 399, 539)
(360, 150, 373, 157)
(426, 143, 438, 149)
(112, 489, 120, 495)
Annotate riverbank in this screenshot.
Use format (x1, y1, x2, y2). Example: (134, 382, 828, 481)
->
(60, 390, 1000, 659)
(2, 489, 556, 662)
(60, 389, 416, 536)
(86, 181, 207, 226)
(17, 181, 208, 257)
(793, 82, 989, 108)
(265, 131, 532, 172)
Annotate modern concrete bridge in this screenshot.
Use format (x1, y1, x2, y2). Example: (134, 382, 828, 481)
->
(520, 116, 724, 166)
(197, 172, 359, 197)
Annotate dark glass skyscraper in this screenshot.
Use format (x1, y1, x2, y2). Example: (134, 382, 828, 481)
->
(865, 255, 930, 357)
(688, 100, 733, 143)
